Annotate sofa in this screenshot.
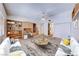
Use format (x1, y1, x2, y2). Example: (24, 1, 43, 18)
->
(55, 36, 79, 56)
(0, 37, 26, 56)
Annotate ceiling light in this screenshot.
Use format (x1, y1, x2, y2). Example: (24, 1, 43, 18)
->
(41, 17, 45, 20)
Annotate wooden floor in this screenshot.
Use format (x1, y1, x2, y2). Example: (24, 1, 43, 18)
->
(19, 36, 62, 56)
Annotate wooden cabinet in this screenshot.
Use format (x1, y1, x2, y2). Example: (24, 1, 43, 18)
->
(6, 20, 38, 39)
(33, 23, 36, 33)
(7, 20, 22, 39)
(72, 4, 79, 20)
(22, 22, 33, 33)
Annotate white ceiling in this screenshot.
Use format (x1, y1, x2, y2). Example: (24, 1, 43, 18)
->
(3, 3, 75, 21)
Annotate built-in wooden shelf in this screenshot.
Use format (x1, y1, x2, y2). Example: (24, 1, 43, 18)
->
(6, 19, 38, 39)
(6, 20, 22, 39)
(72, 3, 79, 20)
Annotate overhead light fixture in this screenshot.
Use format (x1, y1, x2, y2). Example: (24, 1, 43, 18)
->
(41, 17, 45, 20)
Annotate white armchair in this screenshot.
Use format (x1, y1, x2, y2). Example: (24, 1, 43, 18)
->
(0, 37, 11, 55)
(0, 38, 26, 56)
(55, 36, 79, 56)
(70, 37, 79, 56)
(9, 39, 26, 56)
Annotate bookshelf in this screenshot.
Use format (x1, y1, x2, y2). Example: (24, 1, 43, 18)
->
(7, 20, 22, 39)
(6, 19, 38, 39)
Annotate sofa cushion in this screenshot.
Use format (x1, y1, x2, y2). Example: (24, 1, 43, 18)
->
(70, 37, 79, 56)
(9, 41, 26, 56)
(0, 37, 11, 55)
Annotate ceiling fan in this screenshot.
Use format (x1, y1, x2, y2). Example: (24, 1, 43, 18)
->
(41, 11, 54, 23)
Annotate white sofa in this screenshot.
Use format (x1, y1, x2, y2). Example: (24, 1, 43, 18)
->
(55, 36, 79, 56)
(70, 37, 79, 56)
(55, 39, 68, 56)
(0, 37, 11, 55)
(0, 37, 26, 56)
(9, 39, 26, 56)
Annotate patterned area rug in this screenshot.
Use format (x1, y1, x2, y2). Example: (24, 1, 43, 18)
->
(20, 35, 62, 56)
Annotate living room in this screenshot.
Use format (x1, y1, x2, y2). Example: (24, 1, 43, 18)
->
(0, 3, 79, 56)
